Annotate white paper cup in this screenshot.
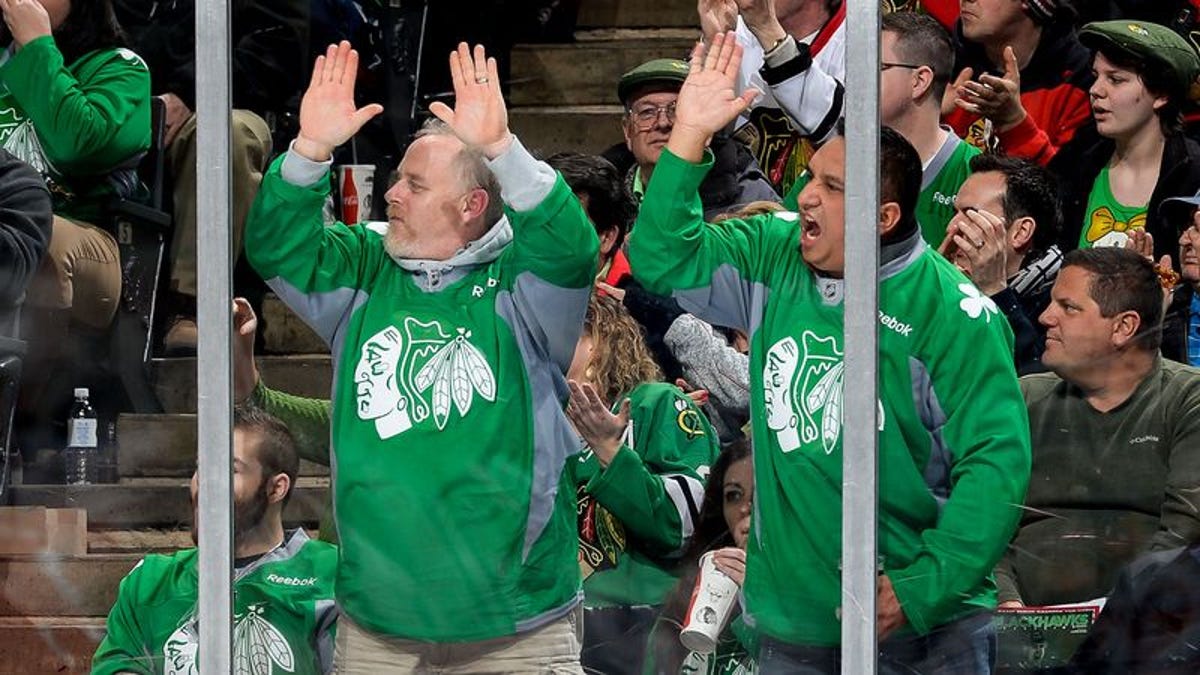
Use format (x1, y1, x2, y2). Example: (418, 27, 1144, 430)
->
(337, 164, 375, 223)
(679, 551, 740, 654)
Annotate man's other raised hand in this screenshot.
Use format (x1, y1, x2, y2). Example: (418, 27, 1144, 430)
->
(429, 43, 514, 160)
(294, 41, 384, 162)
(667, 32, 759, 163)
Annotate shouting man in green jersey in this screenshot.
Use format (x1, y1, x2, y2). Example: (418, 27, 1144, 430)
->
(244, 41, 597, 671)
(627, 33, 1031, 673)
(92, 408, 338, 674)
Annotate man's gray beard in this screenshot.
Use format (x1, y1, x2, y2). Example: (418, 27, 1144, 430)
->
(384, 224, 418, 260)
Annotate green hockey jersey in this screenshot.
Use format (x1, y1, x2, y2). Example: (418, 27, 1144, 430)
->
(570, 382, 719, 608)
(91, 529, 337, 675)
(783, 130, 977, 248)
(244, 138, 599, 641)
(0, 37, 150, 219)
(629, 149, 1031, 646)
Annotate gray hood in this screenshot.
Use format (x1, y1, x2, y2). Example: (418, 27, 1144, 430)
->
(367, 215, 513, 291)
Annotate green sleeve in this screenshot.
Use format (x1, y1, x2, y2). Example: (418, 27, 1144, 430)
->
(1, 37, 150, 175)
(626, 149, 795, 329)
(586, 386, 718, 555)
(90, 560, 154, 675)
(250, 380, 332, 467)
(501, 172, 600, 290)
(244, 155, 384, 300)
(890, 293, 1032, 634)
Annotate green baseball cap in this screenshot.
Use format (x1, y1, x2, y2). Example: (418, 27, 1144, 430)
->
(617, 58, 689, 105)
(1079, 21, 1200, 98)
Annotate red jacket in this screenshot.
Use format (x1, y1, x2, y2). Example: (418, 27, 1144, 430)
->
(945, 22, 1094, 166)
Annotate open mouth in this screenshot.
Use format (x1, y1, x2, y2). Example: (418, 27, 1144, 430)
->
(801, 214, 821, 245)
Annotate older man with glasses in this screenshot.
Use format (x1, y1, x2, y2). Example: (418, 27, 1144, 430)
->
(615, 57, 778, 222)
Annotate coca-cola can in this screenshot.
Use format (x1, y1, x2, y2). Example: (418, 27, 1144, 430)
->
(337, 164, 375, 224)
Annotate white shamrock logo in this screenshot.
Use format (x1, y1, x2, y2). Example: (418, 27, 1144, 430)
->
(958, 283, 999, 322)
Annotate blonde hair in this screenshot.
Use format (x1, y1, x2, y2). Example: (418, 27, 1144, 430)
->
(585, 293, 663, 404)
(711, 200, 786, 223)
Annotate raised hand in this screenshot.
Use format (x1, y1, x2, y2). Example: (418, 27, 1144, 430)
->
(0, 0, 52, 48)
(668, 32, 760, 162)
(429, 43, 512, 159)
(232, 298, 261, 403)
(735, 0, 787, 48)
(294, 41, 384, 162)
(698, 0, 738, 44)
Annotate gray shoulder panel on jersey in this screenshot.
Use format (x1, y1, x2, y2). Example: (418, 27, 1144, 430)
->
(314, 598, 338, 673)
(672, 263, 769, 338)
(910, 357, 951, 516)
(922, 132, 961, 191)
(508, 271, 592, 372)
(265, 278, 368, 352)
(496, 281, 590, 560)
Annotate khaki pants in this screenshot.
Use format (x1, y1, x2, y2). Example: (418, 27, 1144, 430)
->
(168, 109, 272, 297)
(334, 608, 584, 675)
(26, 215, 121, 328)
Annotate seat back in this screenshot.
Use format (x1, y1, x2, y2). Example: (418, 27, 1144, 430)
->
(107, 96, 171, 413)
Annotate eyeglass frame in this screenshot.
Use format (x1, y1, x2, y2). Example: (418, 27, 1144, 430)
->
(880, 62, 925, 71)
(624, 101, 678, 131)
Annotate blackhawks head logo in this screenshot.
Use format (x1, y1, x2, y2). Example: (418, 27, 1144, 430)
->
(577, 485, 627, 579)
(164, 603, 296, 675)
(354, 318, 497, 439)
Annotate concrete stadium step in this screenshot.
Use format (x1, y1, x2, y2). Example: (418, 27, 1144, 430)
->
(261, 292, 326, 355)
(152, 354, 332, 414)
(117, 414, 329, 479)
(0, 617, 105, 673)
(0, 554, 137, 617)
(578, 0, 696, 28)
(510, 105, 624, 156)
(6, 481, 328, 530)
(510, 29, 694, 106)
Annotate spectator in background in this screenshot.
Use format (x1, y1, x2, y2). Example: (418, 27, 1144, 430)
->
(783, 10, 975, 247)
(700, 0, 845, 194)
(997, 247, 1200, 608)
(629, 34, 1030, 671)
(1049, 21, 1200, 263)
(644, 440, 755, 675)
(91, 407, 339, 674)
(0, 149, 51, 336)
(2, 0, 150, 330)
(946, 0, 1093, 164)
(565, 294, 719, 675)
(546, 151, 632, 274)
(613, 57, 777, 222)
(940, 154, 1062, 373)
(1161, 189, 1200, 365)
(113, 0, 310, 354)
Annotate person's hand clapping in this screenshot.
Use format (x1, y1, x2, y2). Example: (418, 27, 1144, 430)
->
(294, 41, 384, 162)
(954, 46, 1026, 131)
(667, 32, 760, 163)
(698, 0, 738, 45)
(0, 0, 52, 49)
(566, 381, 630, 469)
(736, 0, 786, 48)
(429, 43, 512, 159)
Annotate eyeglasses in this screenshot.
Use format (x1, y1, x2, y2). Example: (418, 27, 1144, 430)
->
(627, 102, 677, 130)
(880, 62, 923, 72)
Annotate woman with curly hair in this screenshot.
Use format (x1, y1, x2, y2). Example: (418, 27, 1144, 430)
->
(566, 293, 721, 675)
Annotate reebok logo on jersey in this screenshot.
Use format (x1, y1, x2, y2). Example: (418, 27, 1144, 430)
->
(267, 573, 317, 587)
(878, 312, 913, 337)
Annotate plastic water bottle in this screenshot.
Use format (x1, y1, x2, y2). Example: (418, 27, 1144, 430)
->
(64, 388, 98, 485)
